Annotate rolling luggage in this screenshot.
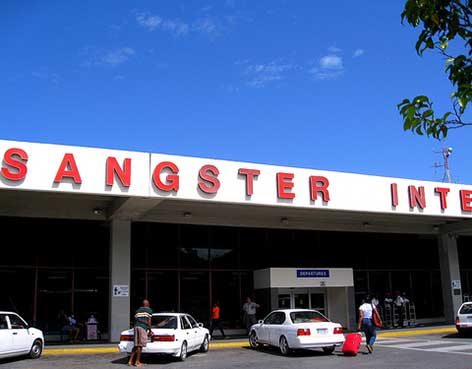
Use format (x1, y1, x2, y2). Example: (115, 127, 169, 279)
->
(342, 333, 362, 356)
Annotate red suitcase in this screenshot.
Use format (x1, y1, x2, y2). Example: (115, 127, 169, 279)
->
(342, 333, 362, 356)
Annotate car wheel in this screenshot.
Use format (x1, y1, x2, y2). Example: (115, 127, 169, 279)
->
(179, 341, 188, 361)
(322, 346, 335, 354)
(279, 336, 290, 356)
(249, 331, 261, 349)
(200, 335, 209, 353)
(29, 339, 43, 359)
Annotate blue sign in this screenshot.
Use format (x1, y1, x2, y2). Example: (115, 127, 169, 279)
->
(296, 269, 330, 278)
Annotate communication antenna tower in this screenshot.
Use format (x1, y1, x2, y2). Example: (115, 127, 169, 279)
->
(432, 147, 453, 183)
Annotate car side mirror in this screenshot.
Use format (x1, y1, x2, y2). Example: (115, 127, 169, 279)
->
(258, 320, 264, 324)
(198, 323, 204, 328)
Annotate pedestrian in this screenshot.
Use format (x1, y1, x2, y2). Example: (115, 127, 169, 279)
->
(357, 295, 379, 354)
(128, 299, 153, 367)
(210, 301, 226, 339)
(394, 291, 405, 328)
(242, 297, 260, 333)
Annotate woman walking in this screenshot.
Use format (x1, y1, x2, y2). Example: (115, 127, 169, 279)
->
(357, 295, 380, 353)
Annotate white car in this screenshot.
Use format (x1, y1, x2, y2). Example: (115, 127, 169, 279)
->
(119, 313, 210, 361)
(249, 309, 345, 355)
(0, 311, 44, 360)
(456, 302, 472, 335)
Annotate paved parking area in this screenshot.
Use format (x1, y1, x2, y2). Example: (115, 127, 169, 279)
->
(1, 332, 470, 369)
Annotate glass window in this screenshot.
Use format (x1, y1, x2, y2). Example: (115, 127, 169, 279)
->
(151, 315, 178, 329)
(460, 304, 472, 314)
(180, 316, 191, 330)
(290, 310, 329, 324)
(278, 294, 290, 309)
(263, 312, 277, 324)
(271, 312, 286, 325)
(8, 314, 27, 329)
(186, 315, 198, 328)
(0, 314, 8, 329)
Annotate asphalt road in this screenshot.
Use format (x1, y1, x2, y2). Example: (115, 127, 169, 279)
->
(1, 332, 471, 369)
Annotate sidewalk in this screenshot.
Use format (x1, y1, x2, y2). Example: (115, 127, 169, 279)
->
(43, 325, 457, 355)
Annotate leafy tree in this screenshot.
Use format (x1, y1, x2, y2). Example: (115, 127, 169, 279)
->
(398, 0, 472, 139)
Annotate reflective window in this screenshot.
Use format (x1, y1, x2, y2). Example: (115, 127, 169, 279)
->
(180, 316, 191, 330)
(290, 310, 329, 324)
(186, 315, 198, 328)
(8, 314, 27, 329)
(151, 315, 178, 329)
(0, 314, 8, 329)
(460, 304, 472, 314)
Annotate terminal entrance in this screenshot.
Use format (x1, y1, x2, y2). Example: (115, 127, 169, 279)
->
(277, 288, 326, 315)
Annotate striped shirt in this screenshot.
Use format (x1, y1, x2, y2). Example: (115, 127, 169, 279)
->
(134, 307, 153, 331)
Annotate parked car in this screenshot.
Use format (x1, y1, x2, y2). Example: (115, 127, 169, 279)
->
(118, 313, 210, 361)
(456, 302, 472, 335)
(0, 311, 44, 360)
(249, 309, 345, 355)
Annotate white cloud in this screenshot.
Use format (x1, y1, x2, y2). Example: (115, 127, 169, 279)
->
(135, 12, 189, 36)
(101, 48, 135, 66)
(244, 61, 297, 87)
(193, 17, 219, 36)
(310, 54, 344, 80)
(328, 46, 342, 53)
(81, 47, 135, 67)
(136, 13, 162, 31)
(353, 49, 365, 58)
(32, 71, 60, 84)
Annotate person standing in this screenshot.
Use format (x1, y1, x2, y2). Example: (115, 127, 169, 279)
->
(128, 299, 153, 367)
(209, 301, 226, 338)
(394, 291, 405, 328)
(357, 295, 378, 354)
(242, 297, 260, 333)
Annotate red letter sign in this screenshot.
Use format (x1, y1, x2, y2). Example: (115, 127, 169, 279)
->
(309, 176, 330, 202)
(277, 172, 295, 199)
(54, 153, 82, 184)
(238, 168, 260, 196)
(198, 165, 220, 194)
(153, 161, 179, 192)
(106, 157, 131, 187)
(1, 148, 28, 181)
(435, 187, 450, 210)
(460, 190, 472, 211)
(408, 185, 426, 209)
(391, 183, 399, 207)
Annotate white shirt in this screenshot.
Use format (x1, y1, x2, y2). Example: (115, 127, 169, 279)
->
(359, 303, 373, 319)
(372, 298, 379, 306)
(394, 296, 404, 307)
(243, 302, 258, 315)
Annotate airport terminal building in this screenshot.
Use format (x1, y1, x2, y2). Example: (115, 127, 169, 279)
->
(0, 139, 471, 342)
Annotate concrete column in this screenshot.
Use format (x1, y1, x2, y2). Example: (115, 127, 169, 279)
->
(109, 219, 131, 342)
(438, 233, 462, 323)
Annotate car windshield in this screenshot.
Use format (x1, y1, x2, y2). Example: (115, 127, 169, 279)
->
(151, 315, 178, 329)
(460, 304, 472, 314)
(290, 311, 329, 324)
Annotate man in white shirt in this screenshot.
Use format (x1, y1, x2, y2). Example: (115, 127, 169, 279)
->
(394, 292, 405, 328)
(242, 297, 260, 333)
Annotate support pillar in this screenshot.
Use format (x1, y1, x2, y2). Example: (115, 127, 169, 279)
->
(109, 219, 131, 342)
(438, 233, 462, 323)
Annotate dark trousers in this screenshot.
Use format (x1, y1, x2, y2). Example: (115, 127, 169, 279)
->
(396, 305, 404, 327)
(210, 318, 225, 337)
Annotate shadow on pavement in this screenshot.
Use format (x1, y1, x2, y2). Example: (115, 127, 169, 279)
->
(110, 352, 201, 365)
(241, 345, 337, 358)
(442, 332, 472, 339)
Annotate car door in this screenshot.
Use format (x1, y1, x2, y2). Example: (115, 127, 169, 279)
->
(186, 315, 204, 347)
(180, 316, 196, 349)
(258, 312, 276, 344)
(0, 314, 13, 355)
(268, 312, 287, 346)
(8, 314, 30, 353)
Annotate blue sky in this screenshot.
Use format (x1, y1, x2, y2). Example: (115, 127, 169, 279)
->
(1, 1, 470, 183)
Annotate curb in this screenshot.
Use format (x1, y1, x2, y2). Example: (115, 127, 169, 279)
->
(42, 327, 457, 356)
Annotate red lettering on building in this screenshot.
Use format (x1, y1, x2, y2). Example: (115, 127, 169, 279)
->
(391, 183, 398, 207)
(153, 161, 179, 192)
(277, 172, 295, 199)
(106, 157, 131, 187)
(1, 148, 28, 181)
(309, 176, 330, 202)
(198, 165, 220, 194)
(460, 190, 472, 211)
(408, 185, 426, 209)
(238, 168, 260, 196)
(434, 187, 450, 210)
(54, 153, 82, 184)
